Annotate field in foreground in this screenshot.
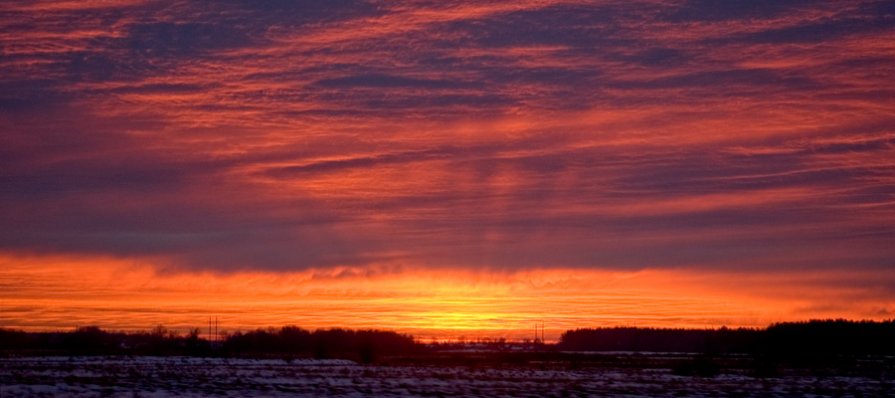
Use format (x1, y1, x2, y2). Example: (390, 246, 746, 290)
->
(1, 356, 892, 397)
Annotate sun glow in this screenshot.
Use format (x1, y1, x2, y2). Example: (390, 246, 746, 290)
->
(2, 253, 891, 342)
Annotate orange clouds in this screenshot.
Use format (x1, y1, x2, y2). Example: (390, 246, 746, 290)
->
(1, 1, 894, 332)
(2, 253, 893, 341)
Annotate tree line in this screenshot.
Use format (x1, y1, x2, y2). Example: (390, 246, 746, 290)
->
(558, 319, 895, 357)
(2, 319, 893, 361)
(0, 326, 416, 363)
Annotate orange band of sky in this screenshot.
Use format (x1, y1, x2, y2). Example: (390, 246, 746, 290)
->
(2, 253, 891, 342)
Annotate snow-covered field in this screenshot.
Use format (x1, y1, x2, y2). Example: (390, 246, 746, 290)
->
(0, 356, 890, 397)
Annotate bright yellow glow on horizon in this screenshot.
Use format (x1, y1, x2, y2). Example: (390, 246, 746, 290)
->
(1, 253, 892, 342)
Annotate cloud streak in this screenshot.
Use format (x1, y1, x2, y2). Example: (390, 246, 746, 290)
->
(0, 0, 893, 285)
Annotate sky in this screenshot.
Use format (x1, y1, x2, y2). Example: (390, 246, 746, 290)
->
(1, 0, 894, 340)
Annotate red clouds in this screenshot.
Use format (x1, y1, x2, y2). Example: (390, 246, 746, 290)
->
(1, 1, 893, 331)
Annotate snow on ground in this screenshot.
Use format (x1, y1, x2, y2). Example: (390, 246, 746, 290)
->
(0, 356, 890, 397)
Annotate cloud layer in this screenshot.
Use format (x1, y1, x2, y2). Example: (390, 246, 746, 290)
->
(1, 0, 893, 278)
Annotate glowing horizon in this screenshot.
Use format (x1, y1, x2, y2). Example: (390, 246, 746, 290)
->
(1, 1, 893, 339)
(3, 253, 892, 342)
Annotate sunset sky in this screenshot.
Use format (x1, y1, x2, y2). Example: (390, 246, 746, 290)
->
(2, 0, 894, 341)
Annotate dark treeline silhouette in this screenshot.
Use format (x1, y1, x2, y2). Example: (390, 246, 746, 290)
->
(223, 327, 417, 363)
(0, 325, 416, 363)
(558, 326, 760, 353)
(0, 325, 210, 356)
(763, 319, 895, 358)
(559, 319, 895, 357)
(2, 320, 894, 364)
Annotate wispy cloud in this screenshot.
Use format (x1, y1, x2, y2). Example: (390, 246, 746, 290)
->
(0, 0, 892, 285)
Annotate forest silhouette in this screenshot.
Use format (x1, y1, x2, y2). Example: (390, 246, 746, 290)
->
(2, 319, 893, 367)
